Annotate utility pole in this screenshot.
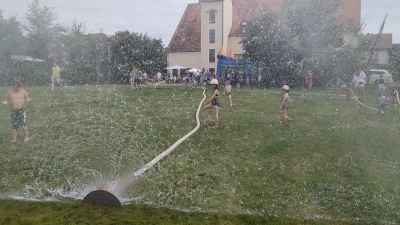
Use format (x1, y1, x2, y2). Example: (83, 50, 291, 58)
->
(367, 14, 388, 64)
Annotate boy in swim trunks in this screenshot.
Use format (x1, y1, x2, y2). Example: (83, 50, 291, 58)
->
(2, 80, 31, 142)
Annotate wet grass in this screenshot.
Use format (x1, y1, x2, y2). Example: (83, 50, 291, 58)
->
(0, 84, 399, 224)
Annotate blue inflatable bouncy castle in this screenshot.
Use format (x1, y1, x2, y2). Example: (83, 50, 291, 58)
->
(216, 55, 259, 85)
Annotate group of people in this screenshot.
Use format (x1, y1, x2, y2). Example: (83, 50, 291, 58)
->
(202, 77, 291, 127)
(203, 67, 393, 127)
(2, 65, 396, 142)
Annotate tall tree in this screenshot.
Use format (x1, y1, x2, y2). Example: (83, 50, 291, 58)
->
(284, 0, 343, 56)
(283, 0, 361, 84)
(240, 14, 302, 87)
(23, 0, 65, 61)
(58, 21, 110, 84)
(241, 0, 364, 87)
(0, 10, 24, 59)
(108, 31, 166, 83)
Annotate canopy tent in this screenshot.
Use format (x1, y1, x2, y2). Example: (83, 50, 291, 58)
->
(165, 65, 187, 70)
(187, 68, 201, 73)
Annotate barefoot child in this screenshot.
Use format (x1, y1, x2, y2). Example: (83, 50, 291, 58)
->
(280, 85, 291, 122)
(203, 79, 219, 127)
(378, 84, 388, 115)
(224, 80, 232, 107)
(2, 80, 31, 142)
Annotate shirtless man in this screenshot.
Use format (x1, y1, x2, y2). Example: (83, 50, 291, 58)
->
(2, 80, 31, 142)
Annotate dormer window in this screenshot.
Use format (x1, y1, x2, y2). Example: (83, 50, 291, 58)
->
(240, 20, 248, 34)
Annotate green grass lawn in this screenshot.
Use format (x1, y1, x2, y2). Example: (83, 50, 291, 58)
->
(0, 84, 399, 224)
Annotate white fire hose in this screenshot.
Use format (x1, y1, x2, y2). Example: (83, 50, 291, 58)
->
(133, 87, 207, 177)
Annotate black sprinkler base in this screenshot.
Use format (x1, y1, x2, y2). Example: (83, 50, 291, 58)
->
(82, 190, 122, 207)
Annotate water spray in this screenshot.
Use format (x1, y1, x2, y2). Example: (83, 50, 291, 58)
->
(83, 87, 207, 207)
(132, 87, 206, 175)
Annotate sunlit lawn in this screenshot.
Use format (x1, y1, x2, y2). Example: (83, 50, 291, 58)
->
(0, 84, 399, 224)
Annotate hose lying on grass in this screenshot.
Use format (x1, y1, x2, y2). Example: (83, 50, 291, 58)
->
(133, 87, 207, 177)
(349, 88, 378, 111)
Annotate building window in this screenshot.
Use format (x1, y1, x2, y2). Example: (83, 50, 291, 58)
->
(209, 29, 215, 43)
(209, 68, 215, 74)
(209, 49, 215, 63)
(240, 20, 248, 34)
(209, 9, 216, 24)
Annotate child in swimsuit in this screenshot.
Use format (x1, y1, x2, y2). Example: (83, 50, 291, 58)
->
(130, 67, 137, 89)
(203, 79, 219, 127)
(378, 84, 388, 115)
(224, 80, 232, 107)
(280, 85, 291, 122)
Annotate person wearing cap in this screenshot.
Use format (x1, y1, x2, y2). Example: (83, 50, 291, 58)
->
(203, 79, 219, 127)
(2, 80, 31, 142)
(280, 85, 291, 122)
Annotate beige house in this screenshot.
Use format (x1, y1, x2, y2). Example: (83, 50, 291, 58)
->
(167, 0, 361, 74)
(364, 33, 393, 65)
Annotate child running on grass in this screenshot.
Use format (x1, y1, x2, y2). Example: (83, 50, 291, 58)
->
(224, 79, 232, 107)
(280, 85, 291, 122)
(203, 79, 219, 127)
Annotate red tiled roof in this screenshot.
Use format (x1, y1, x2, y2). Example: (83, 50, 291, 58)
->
(167, 4, 201, 52)
(365, 33, 393, 50)
(230, 0, 284, 37)
(336, 0, 361, 28)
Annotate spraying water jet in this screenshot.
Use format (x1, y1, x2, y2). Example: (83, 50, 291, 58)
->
(82, 87, 207, 206)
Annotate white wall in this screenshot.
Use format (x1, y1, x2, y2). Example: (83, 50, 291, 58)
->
(167, 52, 202, 75)
(227, 37, 243, 56)
(376, 50, 390, 65)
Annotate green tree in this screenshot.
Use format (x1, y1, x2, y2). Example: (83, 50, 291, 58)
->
(23, 0, 65, 61)
(58, 21, 110, 85)
(240, 14, 302, 87)
(241, 0, 364, 87)
(389, 45, 400, 66)
(283, 0, 363, 85)
(108, 31, 166, 83)
(0, 10, 24, 59)
(284, 0, 343, 56)
(0, 10, 26, 84)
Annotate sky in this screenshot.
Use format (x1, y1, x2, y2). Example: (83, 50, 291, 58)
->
(1, 0, 399, 46)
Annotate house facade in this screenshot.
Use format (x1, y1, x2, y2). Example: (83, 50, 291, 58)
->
(364, 33, 393, 65)
(167, 0, 361, 74)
